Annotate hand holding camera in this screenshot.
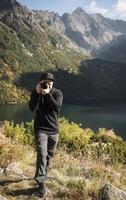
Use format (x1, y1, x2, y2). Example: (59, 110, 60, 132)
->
(36, 81, 50, 95)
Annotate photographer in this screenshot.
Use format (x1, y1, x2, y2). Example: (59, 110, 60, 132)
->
(29, 72, 63, 197)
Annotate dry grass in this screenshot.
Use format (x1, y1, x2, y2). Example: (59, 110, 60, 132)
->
(1, 148, 126, 200)
(0, 130, 126, 200)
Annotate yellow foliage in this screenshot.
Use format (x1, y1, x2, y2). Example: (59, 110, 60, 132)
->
(59, 117, 94, 151)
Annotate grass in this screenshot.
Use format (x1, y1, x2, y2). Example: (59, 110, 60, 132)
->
(0, 147, 126, 200)
(0, 119, 126, 199)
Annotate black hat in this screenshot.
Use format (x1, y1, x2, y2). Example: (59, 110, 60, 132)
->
(40, 72, 54, 81)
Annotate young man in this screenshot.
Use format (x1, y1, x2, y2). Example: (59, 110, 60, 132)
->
(29, 72, 63, 197)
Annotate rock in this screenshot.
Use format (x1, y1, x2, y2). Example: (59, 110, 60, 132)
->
(0, 195, 7, 200)
(0, 167, 4, 175)
(5, 162, 26, 178)
(99, 182, 126, 200)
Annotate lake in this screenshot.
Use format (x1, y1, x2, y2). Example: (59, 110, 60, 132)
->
(0, 103, 126, 140)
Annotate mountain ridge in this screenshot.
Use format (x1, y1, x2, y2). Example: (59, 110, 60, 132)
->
(28, 4, 126, 61)
(1, 0, 126, 61)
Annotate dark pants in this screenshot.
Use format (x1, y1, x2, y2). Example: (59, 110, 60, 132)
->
(34, 131, 59, 184)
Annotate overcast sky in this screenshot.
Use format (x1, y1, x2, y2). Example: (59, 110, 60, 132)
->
(18, 0, 126, 21)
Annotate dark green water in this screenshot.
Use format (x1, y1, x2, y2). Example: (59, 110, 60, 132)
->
(0, 103, 126, 140)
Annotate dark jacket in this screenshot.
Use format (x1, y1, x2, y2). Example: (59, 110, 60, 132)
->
(29, 87, 63, 134)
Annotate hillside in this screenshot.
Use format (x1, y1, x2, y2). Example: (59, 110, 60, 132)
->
(0, 0, 126, 103)
(0, 0, 87, 103)
(0, 119, 126, 199)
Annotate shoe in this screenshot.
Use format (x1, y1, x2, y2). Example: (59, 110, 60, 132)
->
(38, 182, 48, 197)
(32, 190, 48, 198)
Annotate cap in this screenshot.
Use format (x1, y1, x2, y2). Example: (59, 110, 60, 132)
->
(40, 72, 54, 81)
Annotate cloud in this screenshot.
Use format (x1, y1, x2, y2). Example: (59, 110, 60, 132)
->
(112, 0, 126, 18)
(86, 0, 126, 20)
(86, 1, 109, 16)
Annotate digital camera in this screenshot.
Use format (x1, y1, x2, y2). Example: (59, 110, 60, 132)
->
(40, 82, 48, 89)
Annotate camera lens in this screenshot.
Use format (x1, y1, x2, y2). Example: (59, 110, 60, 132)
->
(40, 82, 48, 89)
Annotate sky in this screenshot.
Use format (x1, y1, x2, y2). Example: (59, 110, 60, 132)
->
(18, 0, 126, 21)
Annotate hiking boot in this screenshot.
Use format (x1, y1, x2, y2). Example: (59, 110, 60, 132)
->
(38, 182, 48, 197)
(32, 190, 48, 198)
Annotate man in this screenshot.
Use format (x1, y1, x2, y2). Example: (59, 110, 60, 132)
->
(29, 72, 63, 197)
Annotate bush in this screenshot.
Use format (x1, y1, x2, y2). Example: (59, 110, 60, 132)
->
(59, 117, 94, 152)
(89, 128, 126, 164)
(2, 118, 126, 165)
(3, 120, 34, 145)
(0, 145, 24, 168)
(92, 128, 123, 142)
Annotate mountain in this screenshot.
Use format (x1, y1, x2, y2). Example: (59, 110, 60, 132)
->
(0, 1, 86, 71)
(94, 34, 126, 63)
(91, 14, 126, 62)
(0, 0, 87, 103)
(0, 0, 126, 103)
(33, 7, 126, 62)
(1, 1, 126, 61)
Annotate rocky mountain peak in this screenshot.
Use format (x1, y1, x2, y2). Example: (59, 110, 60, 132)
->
(0, 0, 126, 63)
(73, 7, 87, 15)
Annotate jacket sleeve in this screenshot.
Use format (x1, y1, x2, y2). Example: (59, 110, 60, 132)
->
(29, 89, 40, 112)
(44, 90, 63, 111)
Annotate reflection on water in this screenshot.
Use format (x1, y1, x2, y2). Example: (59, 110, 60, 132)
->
(0, 103, 126, 139)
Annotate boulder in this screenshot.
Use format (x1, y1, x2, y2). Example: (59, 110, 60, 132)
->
(0, 195, 7, 200)
(99, 182, 126, 200)
(0, 167, 4, 175)
(5, 162, 26, 178)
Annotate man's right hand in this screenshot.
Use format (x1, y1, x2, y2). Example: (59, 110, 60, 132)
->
(36, 82, 42, 94)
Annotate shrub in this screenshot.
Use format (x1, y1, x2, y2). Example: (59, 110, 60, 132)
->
(90, 132, 126, 165)
(0, 145, 26, 168)
(59, 117, 94, 152)
(92, 128, 123, 143)
(3, 120, 34, 145)
(2, 118, 126, 165)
